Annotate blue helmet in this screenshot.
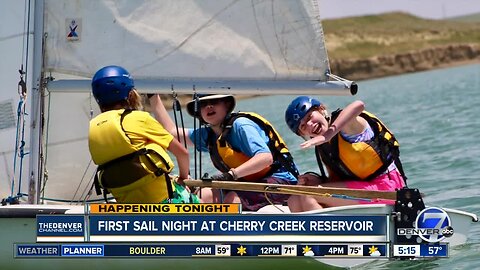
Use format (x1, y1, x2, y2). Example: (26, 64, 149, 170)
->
(91, 65, 134, 106)
(285, 96, 321, 134)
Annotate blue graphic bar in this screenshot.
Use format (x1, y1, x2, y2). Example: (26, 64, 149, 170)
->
(15, 243, 388, 258)
(16, 245, 61, 257)
(393, 243, 448, 257)
(420, 244, 448, 257)
(61, 244, 105, 256)
(88, 215, 387, 235)
(37, 215, 85, 237)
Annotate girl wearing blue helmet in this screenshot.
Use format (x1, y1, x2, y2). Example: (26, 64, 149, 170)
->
(285, 96, 406, 211)
(88, 65, 199, 204)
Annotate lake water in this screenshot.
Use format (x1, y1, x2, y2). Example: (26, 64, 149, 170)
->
(186, 64, 479, 269)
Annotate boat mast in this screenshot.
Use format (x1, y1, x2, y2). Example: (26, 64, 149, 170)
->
(28, 0, 45, 204)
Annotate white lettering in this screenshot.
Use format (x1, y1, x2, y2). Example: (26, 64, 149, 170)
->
(269, 221, 305, 231)
(219, 221, 265, 231)
(309, 221, 374, 231)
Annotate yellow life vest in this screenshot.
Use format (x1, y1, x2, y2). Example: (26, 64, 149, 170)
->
(89, 109, 174, 201)
(208, 112, 298, 181)
(316, 110, 402, 181)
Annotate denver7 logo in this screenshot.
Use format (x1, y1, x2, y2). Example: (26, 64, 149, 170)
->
(415, 207, 452, 243)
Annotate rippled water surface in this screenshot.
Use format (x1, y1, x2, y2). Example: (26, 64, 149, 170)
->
(227, 64, 479, 269)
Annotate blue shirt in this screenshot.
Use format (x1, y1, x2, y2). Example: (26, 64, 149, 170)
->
(188, 117, 297, 183)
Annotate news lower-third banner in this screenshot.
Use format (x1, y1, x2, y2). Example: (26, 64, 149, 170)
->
(37, 214, 388, 243)
(88, 203, 241, 214)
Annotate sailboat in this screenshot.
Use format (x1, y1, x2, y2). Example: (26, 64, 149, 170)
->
(0, 0, 477, 269)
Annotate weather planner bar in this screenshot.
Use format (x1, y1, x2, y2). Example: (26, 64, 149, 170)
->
(15, 243, 388, 258)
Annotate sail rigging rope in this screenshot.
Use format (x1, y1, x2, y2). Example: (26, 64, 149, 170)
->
(3, 0, 33, 205)
(171, 87, 188, 149)
(68, 92, 100, 204)
(326, 72, 353, 89)
(71, 159, 95, 204)
(40, 88, 99, 204)
(10, 192, 113, 204)
(39, 88, 51, 203)
(264, 192, 286, 213)
(190, 88, 211, 199)
(7, 77, 28, 203)
(69, 93, 98, 203)
(192, 90, 199, 180)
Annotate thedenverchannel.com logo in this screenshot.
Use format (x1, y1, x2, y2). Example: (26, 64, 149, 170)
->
(397, 207, 454, 243)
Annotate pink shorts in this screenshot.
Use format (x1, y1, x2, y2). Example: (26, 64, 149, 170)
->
(344, 169, 405, 205)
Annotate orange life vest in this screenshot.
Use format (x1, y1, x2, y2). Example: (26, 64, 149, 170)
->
(315, 110, 404, 181)
(208, 112, 298, 181)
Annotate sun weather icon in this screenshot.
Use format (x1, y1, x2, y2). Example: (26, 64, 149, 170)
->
(237, 245, 247, 256)
(302, 245, 315, 256)
(369, 245, 381, 257)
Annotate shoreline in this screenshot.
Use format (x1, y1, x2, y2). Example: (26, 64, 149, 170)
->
(157, 44, 479, 109)
(329, 44, 480, 81)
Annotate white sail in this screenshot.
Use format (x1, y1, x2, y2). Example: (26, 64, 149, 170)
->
(3, 0, 356, 203)
(44, 0, 355, 94)
(0, 3, 477, 269)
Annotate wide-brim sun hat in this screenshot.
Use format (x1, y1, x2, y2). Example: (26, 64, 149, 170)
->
(186, 94, 236, 118)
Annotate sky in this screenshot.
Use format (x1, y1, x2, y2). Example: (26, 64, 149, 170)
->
(319, 0, 480, 20)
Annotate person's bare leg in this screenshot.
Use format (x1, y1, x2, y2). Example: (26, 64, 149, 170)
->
(196, 188, 222, 203)
(288, 195, 324, 212)
(223, 191, 241, 204)
(300, 196, 324, 212)
(287, 195, 304, 212)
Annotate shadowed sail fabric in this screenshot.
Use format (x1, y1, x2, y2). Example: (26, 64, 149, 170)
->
(43, 0, 356, 95)
(3, 0, 352, 202)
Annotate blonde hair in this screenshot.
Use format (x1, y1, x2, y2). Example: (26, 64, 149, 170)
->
(127, 89, 143, 111)
(99, 88, 143, 112)
(318, 104, 328, 118)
